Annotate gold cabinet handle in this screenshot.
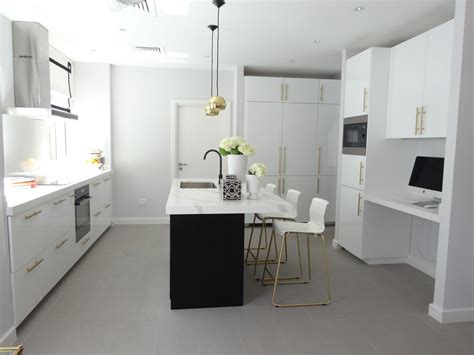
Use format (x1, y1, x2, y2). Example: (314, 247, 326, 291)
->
(94, 211, 102, 217)
(93, 182, 101, 187)
(282, 146, 287, 174)
(55, 239, 68, 249)
(277, 178, 281, 195)
(359, 161, 364, 185)
(278, 146, 282, 174)
(53, 198, 66, 205)
(25, 210, 42, 220)
(316, 177, 320, 194)
(105, 203, 111, 209)
(357, 193, 363, 216)
(81, 237, 91, 246)
(280, 84, 284, 101)
(415, 106, 421, 135)
(320, 84, 324, 102)
(420, 106, 426, 133)
(363, 88, 368, 112)
(285, 84, 288, 101)
(282, 177, 285, 193)
(104, 178, 111, 182)
(317, 146, 321, 175)
(26, 258, 44, 273)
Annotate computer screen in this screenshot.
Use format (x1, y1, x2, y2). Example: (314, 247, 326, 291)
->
(409, 156, 444, 192)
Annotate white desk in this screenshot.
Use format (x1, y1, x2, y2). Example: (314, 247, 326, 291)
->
(364, 192, 440, 223)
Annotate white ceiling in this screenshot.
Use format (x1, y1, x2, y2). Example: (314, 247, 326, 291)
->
(0, 0, 455, 77)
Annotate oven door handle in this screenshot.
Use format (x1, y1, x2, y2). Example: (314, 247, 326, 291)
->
(75, 196, 92, 205)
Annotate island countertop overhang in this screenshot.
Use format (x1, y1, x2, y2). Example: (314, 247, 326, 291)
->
(166, 178, 292, 215)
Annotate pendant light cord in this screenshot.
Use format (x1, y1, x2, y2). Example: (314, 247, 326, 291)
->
(216, 6, 220, 96)
(210, 28, 214, 97)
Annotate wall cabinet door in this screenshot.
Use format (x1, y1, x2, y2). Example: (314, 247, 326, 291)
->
(317, 104, 340, 176)
(245, 102, 283, 175)
(284, 78, 319, 104)
(245, 76, 284, 102)
(281, 176, 317, 222)
(319, 79, 341, 104)
(338, 186, 364, 258)
(316, 175, 337, 223)
(386, 33, 427, 138)
(341, 154, 366, 190)
(282, 103, 318, 175)
(421, 20, 453, 138)
(344, 49, 371, 118)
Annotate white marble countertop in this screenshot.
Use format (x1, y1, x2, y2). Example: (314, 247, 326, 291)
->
(5, 170, 113, 216)
(166, 178, 292, 215)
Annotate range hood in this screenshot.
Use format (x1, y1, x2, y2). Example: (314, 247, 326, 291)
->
(5, 21, 78, 120)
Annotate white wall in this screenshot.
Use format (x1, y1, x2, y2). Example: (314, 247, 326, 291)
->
(0, 13, 16, 346)
(430, 0, 474, 323)
(70, 62, 112, 166)
(111, 66, 234, 221)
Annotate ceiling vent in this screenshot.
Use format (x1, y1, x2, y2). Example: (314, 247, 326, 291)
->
(114, 0, 150, 12)
(135, 46, 164, 54)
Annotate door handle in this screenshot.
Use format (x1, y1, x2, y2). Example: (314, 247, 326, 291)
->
(357, 193, 363, 216)
(282, 146, 287, 174)
(415, 107, 421, 135)
(53, 198, 66, 206)
(278, 147, 282, 174)
(26, 258, 44, 273)
(280, 84, 284, 101)
(320, 85, 324, 102)
(25, 210, 42, 220)
(277, 178, 281, 195)
(178, 162, 188, 167)
(285, 84, 288, 101)
(359, 161, 364, 185)
(316, 177, 320, 194)
(363, 88, 368, 112)
(317, 146, 321, 175)
(55, 239, 68, 249)
(420, 106, 426, 134)
(282, 177, 285, 193)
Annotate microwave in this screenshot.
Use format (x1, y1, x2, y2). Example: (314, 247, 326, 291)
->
(342, 115, 368, 155)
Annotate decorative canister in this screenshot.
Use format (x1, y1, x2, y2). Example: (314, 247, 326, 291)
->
(220, 175, 242, 201)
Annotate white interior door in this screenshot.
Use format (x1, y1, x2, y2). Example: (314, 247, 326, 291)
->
(176, 102, 230, 178)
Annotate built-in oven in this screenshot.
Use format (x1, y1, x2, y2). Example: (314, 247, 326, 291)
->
(342, 115, 368, 155)
(75, 185, 91, 243)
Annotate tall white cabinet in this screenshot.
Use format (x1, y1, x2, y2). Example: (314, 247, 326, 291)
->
(245, 76, 340, 222)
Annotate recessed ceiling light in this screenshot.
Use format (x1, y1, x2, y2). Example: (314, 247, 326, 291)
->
(354, 6, 365, 12)
(289, 59, 295, 63)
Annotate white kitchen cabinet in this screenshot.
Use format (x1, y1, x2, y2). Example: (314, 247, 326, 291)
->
(338, 186, 364, 258)
(386, 20, 453, 138)
(317, 104, 340, 176)
(282, 103, 318, 175)
(246, 102, 283, 175)
(341, 154, 366, 190)
(281, 176, 317, 222)
(245, 76, 285, 102)
(319, 79, 341, 105)
(90, 174, 113, 240)
(284, 78, 319, 104)
(245, 76, 319, 104)
(344, 49, 371, 118)
(316, 175, 337, 223)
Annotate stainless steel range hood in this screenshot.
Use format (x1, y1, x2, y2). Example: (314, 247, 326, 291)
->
(5, 21, 78, 120)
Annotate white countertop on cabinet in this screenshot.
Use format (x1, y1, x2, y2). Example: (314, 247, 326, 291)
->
(166, 178, 293, 215)
(5, 170, 113, 216)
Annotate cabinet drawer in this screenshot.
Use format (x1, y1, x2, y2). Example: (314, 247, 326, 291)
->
(90, 175, 112, 214)
(338, 186, 364, 258)
(341, 155, 366, 190)
(11, 231, 75, 326)
(9, 192, 75, 272)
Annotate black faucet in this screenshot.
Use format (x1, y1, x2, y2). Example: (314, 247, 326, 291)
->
(203, 149, 223, 184)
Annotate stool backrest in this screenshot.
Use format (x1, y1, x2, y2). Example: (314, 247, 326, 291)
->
(265, 183, 277, 194)
(285, 189, 301, 210)
(309, 198, 329, 231)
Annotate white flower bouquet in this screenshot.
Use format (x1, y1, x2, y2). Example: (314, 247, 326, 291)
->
(219, 136, 256, 157)
(248, 163, 267, 178)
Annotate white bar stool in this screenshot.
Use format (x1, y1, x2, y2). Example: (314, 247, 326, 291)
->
(262, 197, 331, 307)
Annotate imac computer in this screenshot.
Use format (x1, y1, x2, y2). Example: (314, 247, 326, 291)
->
(409, 156, 444, 208)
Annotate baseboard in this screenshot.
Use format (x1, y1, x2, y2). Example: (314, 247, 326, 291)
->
(429, 303, 474, 323)
(364, 257, 407, 265)
(0, 327, 17, 347)
(407, 255, 436, 278)
(113, 217, 170, 225)
(332, 239, 343, 250)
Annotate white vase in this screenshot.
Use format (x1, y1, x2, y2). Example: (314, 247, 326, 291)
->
(227, 155, 248, 180)
(245, 174, 259, 200)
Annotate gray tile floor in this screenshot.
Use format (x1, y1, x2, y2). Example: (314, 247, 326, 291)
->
(16, 225, 473, 355)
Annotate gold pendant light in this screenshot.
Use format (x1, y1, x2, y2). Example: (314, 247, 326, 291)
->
(205, 24, 219, 116)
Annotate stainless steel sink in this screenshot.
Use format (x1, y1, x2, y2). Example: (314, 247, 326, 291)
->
(180, 181, 217, 189)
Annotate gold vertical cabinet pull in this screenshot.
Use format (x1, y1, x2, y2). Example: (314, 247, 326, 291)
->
(53, 198, 66, 205)
(280, 84, 284, 101)
(358, 161, 364, 185)
(25, 210, 42, 220)
(317, 146, 321, 175)
(283, 146, 287, 174)
(415, 107, 421, 135)
(357, 193, 363, 216)
(320, 85, 324, 102)
(420, 106, 426, 133)
(282, 177, 285, 193)
(278, 147, 282, 174)
(277, 178, 281, 195)
(26, 258, 44, 273)
(316, 177, 320, 194)
(93, 182, 101, 187)
(105, 203, 111, 209)
(285, 84, 288, 101)
(95, 211, 102, 217)
(81, 237, 90, 246)
(363, 88, 368, 112)
(55, 239, 68, 249)
(104, 178, 110, 182)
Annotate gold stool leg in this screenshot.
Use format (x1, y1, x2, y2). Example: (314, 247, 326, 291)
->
(244, 214, 257, 264)
(320, 234, 331, 303)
